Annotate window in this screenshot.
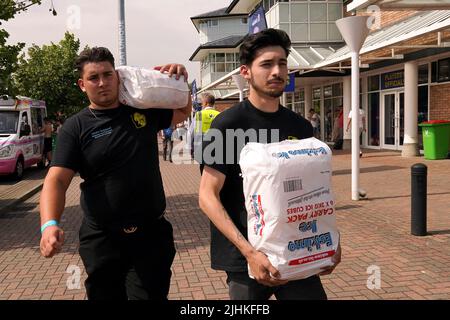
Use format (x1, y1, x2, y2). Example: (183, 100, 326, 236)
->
(418, 64, 428, 84)
(313, 87, 321, 99)
(310, 4, 327, 22)
(368, 92, 380, 146)
(285, 89, 305, 116)
(270, 1, 343, 42)
(323, 83, 343, 142)
(431, 61, 437, 82)
(332, 83, 342, 96)
(418, 85, 429, 150)
(324, 98, 333, 141)
(324, 85, 332, 98)
(208, 52, 238, 75)
(437, 58, 450, 82)
(291, 4, 308, 22)
(215, 55, 225, 72)
(209, 19, 218, 27)
(310, 23, 327, 41)
(31, 108, 44, 135)
(241, 18, 248, 24)
(368, 75, 380, 92)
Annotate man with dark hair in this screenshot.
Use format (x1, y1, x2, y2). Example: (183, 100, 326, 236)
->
(39, 47, 192, 300)
(199, 29, 341, 300)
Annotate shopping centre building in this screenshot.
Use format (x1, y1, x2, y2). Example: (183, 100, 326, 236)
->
(189, 0, 450, 156)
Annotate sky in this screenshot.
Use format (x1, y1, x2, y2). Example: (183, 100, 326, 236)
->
(4, 0, 233, 83)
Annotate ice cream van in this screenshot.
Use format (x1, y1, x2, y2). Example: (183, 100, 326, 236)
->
(0, 96, 47, 180)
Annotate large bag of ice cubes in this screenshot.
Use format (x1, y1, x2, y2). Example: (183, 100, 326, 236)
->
(117, 66, 189, 109)
(239, 137, 340, 280)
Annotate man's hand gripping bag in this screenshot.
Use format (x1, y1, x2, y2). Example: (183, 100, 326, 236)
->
(239, 138, 340, 280)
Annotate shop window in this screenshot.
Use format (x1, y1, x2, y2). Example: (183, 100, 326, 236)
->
(418, 64, 428, 84)
(324, 85, 332, 98)
(418, 85, 429, 150)
(286, 92, 293, 110)
(313, 87, 321, 99)
(324, 99, 333, 142)
(368, 92, 380, 146)
(437, 58, 450, 82)
(368, 75, 380, 91)
(332, 83, 342, 96)
(299, 102, 305, 117)
(431, 61, 437, 83)
(311, 100, 322, 138)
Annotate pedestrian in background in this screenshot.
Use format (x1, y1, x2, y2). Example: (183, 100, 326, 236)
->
(162, 126, 174, 162)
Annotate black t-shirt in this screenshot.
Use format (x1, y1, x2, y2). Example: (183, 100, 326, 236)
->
(52, 104, 173, 228)
(203, 99, 313, 272)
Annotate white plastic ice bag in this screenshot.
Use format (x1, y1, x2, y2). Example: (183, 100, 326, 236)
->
(117, 66, 189, 109)
(239, 137, 339, 281)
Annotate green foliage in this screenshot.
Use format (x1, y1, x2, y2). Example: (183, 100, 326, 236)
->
(0, 1, 42, 95)
(13, 32, 89, 117)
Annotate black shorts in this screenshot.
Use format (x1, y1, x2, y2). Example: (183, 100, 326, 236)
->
(44, 137, 52, 153)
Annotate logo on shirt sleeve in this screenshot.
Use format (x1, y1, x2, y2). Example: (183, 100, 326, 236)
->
(131, 112, 147, 129)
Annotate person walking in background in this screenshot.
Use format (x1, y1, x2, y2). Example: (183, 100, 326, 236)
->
(162, 126, 174, 162)
(42, 117, 54, 166)
(332, 106, 344, 150)
(189, 92, 220, 174)
(346, 107, 366, 157)
(308, 108, 320, 139)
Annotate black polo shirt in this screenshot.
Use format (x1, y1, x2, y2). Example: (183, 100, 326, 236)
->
(52, 104, 173, 228)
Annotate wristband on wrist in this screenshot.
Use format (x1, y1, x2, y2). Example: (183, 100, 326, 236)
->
(41, 220, 59, 233)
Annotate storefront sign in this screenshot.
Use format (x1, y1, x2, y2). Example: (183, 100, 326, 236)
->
(381, 70, 404, 90)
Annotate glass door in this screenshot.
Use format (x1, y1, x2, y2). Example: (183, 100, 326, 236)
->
(382, 91, 404, 150)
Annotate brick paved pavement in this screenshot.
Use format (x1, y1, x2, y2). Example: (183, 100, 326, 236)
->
(0, 141, 449, 300)
(0, 167, 47, 215)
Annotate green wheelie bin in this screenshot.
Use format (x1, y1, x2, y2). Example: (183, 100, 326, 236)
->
(418, 120, 450, 160)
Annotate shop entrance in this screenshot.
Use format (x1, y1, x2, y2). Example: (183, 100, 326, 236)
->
(381, 91, 404, 150)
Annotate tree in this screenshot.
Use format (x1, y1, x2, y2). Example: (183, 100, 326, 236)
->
(14, 32, 89, 116)
(0, 1, 42, 95)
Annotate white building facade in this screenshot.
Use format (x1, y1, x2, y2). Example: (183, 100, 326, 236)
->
(192, 0, 450, 155)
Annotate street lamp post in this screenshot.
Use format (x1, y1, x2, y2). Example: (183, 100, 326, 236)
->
(118, 0, 127, 66)
(232, 74, 246, 102)
(336, 16, 370, 201)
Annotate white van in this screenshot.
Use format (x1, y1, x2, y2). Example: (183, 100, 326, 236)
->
(0, 96, 47, 180)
